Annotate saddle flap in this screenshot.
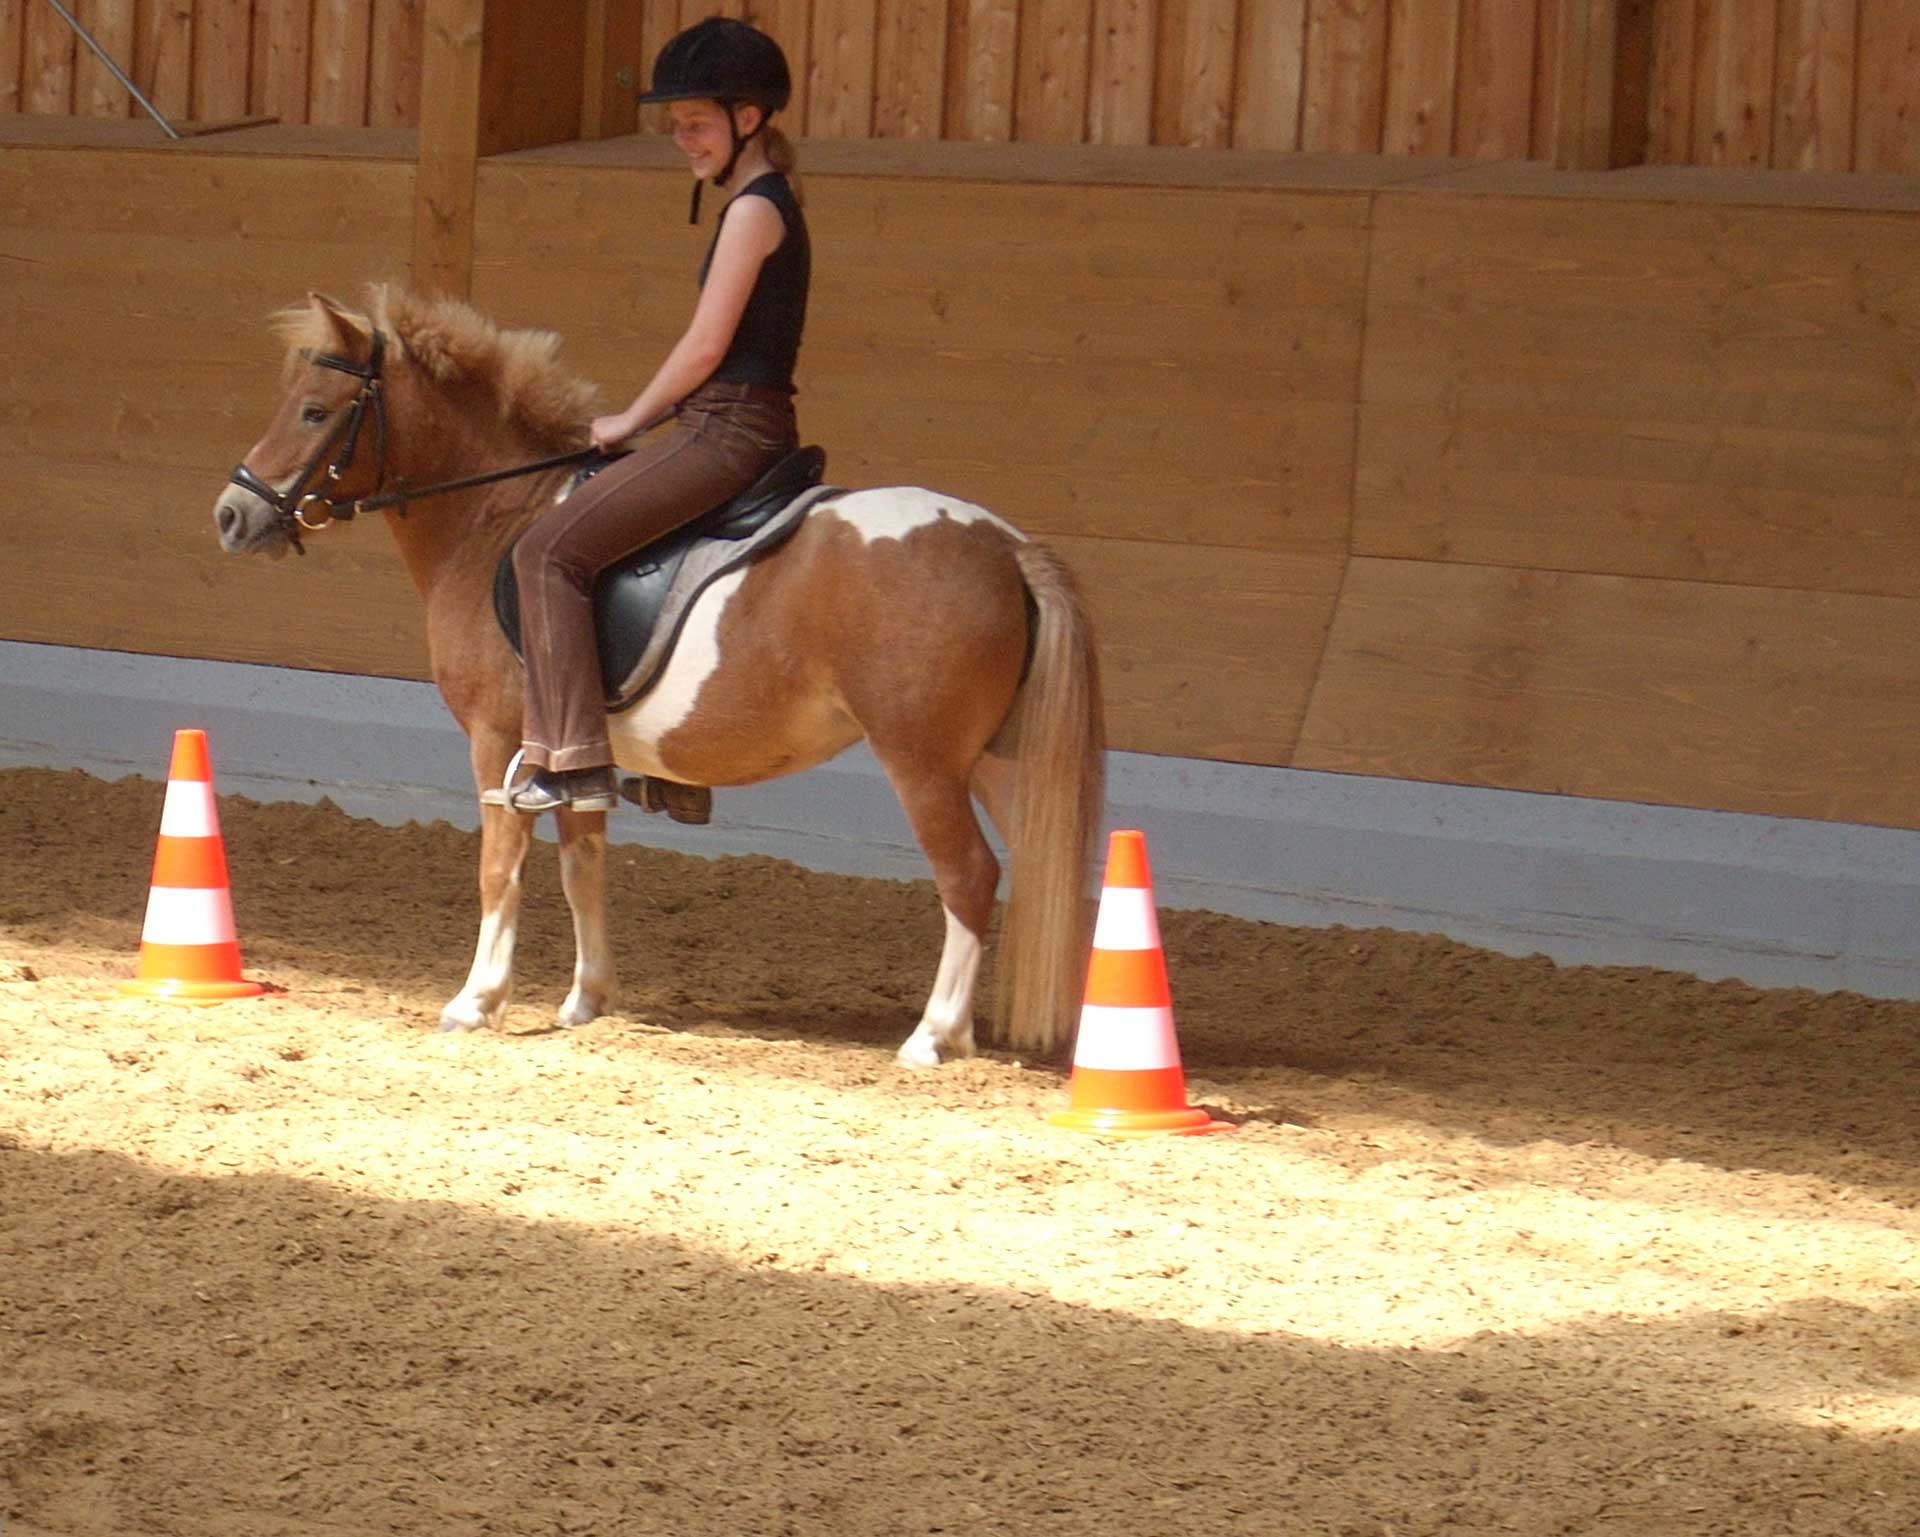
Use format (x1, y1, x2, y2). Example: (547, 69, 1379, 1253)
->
(492, 466, 842, 710)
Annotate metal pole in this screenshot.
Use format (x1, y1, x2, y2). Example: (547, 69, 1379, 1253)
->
(41, 0, 183, 140)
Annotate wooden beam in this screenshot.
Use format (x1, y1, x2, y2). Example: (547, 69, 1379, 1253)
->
(414, 0, 483, 296)
(413, 0, 588, 298)
(581, 0, 642, 140)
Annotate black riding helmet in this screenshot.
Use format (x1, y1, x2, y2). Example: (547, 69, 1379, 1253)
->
(638, 18, 793, 223)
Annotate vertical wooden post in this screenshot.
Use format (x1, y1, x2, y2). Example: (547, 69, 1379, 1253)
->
(1553, 0, 1653, 168)
(413, 0, 485, 297)
(412, 0, 590, 298)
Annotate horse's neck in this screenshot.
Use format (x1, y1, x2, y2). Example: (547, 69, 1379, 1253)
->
(378, 373, 563, 597)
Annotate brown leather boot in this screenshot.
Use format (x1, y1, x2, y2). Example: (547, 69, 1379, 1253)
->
(619, 775, 712, 825)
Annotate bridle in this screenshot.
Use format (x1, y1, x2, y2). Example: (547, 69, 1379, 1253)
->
(227, 333, 392, 555)
(227, 330, 596, 555)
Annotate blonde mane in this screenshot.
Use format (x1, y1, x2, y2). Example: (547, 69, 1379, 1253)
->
(270, 285, 599, 454)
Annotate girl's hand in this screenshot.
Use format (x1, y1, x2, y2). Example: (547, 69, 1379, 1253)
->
(589, 412, 636, 452)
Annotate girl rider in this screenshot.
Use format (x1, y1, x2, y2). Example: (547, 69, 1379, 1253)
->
(507, 17, 809, 817)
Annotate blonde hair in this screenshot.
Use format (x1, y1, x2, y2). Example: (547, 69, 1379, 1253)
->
(763, 123, 803, 206)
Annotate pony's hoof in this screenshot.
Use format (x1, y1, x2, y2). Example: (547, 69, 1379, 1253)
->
(556, 997, 604, 1030)
(438, 998, 500, 1032)
(896, 1037, 939, 1069)
(896, 1030, 973, 1068)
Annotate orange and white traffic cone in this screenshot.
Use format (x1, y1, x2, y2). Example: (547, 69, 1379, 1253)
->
(119, 729, 266, 1004)
(1049, 829, 1232, 1137)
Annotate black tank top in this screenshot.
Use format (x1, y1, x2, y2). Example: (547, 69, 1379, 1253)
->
(699, 172, 809, 395)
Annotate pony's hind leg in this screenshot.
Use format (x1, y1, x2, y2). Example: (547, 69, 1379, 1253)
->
(442, 800, 534, 1031)
(553, 803, 615, 1028)
(971, 753, 1016, 847)
(882, 761, 1001, 1067)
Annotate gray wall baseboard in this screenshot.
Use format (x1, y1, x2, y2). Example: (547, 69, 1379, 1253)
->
(7, 640, 1919, 1000)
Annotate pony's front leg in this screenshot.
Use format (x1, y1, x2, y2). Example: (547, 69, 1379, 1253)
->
(553, 804, 615, 1028)
(441, 800, 533, 1032)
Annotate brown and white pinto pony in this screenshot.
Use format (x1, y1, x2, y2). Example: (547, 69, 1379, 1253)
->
(212, 289, 1104, 1064)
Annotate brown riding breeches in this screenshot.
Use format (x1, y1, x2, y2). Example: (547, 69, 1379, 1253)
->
(513, 380, 797, 772)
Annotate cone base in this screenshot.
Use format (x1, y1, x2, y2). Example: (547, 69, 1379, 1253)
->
(118, 977, 266, 1005)
(1048, 1104, 1234, 1137)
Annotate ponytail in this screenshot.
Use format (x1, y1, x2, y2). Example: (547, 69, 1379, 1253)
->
(764, 124, 803, 205)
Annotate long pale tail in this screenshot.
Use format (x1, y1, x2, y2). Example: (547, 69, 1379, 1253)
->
(997, 541, 1105, 1056)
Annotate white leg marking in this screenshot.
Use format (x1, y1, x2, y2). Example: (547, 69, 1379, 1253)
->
(896, 906, 983, 1068)
(442, 873, 522, 1031)
(557, 826, 615, 1029)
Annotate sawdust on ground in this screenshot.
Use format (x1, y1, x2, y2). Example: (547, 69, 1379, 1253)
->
(1, 765, 1916, 1536)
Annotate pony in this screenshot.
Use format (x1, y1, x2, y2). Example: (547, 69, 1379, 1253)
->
(211, 288, 1104, 1065)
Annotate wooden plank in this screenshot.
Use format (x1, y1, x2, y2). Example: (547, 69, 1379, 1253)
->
(945, 0, 1017, 141)
(631, 0, 679, 131)
(1, 0, 23, 114)
(744, 0, 813, 131)
(1296, 557, 1920, 829)
(1607, 0, 1653, 166)
(0, 452, 432, 677)
(1153, 0, 1236, 148)
(1453, 0, 1535, 158)
(581, 0, 641, 140)
(1855, 0, 1920, 173)
(476, 161, 1371, 558)
(308, 0, 371, 125)
(1016, 0, 1091, 144)
(1231, 0, 1306, 150)
(1300, 0, 1388, 153)
(1771, 0, 1857, 172)
(1356, 191, 1920, 597)
(1645, 0, 1694, 161)
(76, 0, 138, 117)
(0, 141, 415, 675)
(1691, 0, 1776, 167)
(1088, 0, 1152, 145)
(133, 0, 194, 122)
(369, 0, 424, 129)
(1383, 0, 1460, 158)
(251, 0, 312, 122)
(809, 0, 876, 137)
(873, 0, 948, 139)
(24, 0, 76, 113)
(1553, 0, 1614, 168)
(192, 0, 253, 122)
(1529, 0, 1558, 157)
(477, 1, 583, 155)
(1051, 535, 1345, 762)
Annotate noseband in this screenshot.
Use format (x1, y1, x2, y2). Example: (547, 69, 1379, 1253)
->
(227, 332, 391, 555)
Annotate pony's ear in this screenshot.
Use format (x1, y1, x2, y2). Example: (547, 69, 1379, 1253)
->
(306, 291, 367, 352)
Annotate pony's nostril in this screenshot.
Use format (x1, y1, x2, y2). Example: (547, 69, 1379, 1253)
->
(216, 502, 241, 540)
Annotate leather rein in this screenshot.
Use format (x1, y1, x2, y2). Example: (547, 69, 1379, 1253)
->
(227, 331, 597, 555)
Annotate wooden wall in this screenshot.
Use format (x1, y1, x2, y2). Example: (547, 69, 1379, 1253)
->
(1306, 165, 1920, 826)
(0, 0, 425, 127)
(3, 125, 1920, 831)
(472, 143, 1376, 765)
(0, 128, 426, 675)
(4, 1, 1920, 171)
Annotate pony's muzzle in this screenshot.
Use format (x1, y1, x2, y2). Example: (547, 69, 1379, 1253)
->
(213, 484, 290, 558)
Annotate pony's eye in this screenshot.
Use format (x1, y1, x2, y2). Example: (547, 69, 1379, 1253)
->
(301, 403, 329, 425)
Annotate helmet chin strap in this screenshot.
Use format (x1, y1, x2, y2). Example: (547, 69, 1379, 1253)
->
(688, 103, 761, 224)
